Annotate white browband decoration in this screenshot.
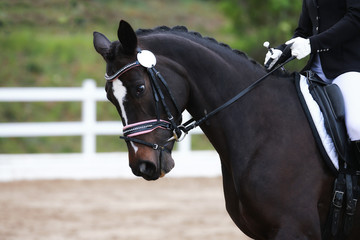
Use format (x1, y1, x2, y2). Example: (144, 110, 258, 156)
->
(104, 50, 157, 81)
(137, 50, 156, 68)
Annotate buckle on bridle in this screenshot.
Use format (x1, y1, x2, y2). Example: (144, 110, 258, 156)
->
(333, 190, 344, 208)
(167, 128, 186, 142)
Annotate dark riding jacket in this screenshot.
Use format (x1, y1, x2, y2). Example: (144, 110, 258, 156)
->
(294, 0, 360, 79)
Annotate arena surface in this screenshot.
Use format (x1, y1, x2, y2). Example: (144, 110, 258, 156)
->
(0, 177, 252, 240)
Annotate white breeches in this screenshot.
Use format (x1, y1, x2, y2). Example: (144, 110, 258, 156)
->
(311, 55, 360, 141)
(333, 72, 360, 141)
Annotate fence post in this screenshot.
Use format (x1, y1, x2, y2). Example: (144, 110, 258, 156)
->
(82, 79, 97, 155)
(0, 80, 206, 155)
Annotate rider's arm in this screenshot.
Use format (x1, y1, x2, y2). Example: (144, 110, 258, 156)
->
(293, 0, 313, 39)
(307, 0, 360, 52)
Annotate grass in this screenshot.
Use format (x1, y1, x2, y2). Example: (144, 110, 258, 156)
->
(0, 0, 233, 87)
(0, 0, 225, 153)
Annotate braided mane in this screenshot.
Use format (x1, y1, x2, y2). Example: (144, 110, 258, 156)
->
(136, 26, 261, 67)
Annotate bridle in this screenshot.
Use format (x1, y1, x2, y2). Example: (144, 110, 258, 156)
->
(105, 48, 295, 152)
(105, 49, 183, 152)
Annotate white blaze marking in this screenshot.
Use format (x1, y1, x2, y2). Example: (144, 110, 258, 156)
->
(112, 80, 128, 125)
(131, 142, 138, 154)
(112, 80, 138, 154)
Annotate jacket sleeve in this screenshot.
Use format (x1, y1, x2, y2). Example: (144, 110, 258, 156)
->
(309, 0, 360, 52)
(293, 0, 313, 39)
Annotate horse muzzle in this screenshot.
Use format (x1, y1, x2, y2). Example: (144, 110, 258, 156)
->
(130, 149, 175, 180)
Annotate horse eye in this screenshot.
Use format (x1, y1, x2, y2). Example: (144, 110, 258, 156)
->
(136, 84, 145, 96)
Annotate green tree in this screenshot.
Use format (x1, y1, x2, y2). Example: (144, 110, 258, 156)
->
(218, 0, 303, 65)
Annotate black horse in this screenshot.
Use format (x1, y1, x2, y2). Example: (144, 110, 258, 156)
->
(93, 20, 359, 239)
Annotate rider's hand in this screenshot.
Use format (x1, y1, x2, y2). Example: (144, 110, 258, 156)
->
(264, 48, 283, 70)
(285, 37, 311, 60)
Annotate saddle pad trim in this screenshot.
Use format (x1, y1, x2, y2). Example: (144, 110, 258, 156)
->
(294, 73, 339, 175)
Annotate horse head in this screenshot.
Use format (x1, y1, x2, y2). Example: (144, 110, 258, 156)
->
(93, 20, 189, 180)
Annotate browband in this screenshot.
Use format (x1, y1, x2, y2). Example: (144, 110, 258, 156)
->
(104, 50, 157, 81)
(105, 61, 141, 81)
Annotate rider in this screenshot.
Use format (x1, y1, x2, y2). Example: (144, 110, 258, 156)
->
(264, 0, 360, 165)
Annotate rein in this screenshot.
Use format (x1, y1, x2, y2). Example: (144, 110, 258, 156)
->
(180, 56, 296, 134)
(106, 48, 294, 151)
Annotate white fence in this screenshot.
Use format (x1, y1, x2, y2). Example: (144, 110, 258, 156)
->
(0, 79, 203, 154)
(0, 79, 219, 181)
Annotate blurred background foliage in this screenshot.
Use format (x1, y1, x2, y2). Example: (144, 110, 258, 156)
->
(0, 0, 304, 153)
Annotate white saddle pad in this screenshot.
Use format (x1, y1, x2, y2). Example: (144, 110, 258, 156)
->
(299, 75, 339, 170)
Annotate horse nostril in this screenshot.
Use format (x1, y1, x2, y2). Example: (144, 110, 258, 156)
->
(139, 161, 157, 179)
(139, 163, 147, 173)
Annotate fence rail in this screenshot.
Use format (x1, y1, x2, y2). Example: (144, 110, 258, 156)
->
(0, 79, 203, 155)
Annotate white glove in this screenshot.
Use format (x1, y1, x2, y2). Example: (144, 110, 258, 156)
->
(285, 37, 311, 60)
(264, 48, 283, 70)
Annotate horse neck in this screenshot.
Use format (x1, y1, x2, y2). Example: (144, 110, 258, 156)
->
(141, 33, 264, 113)
(141, 33, 278, 161)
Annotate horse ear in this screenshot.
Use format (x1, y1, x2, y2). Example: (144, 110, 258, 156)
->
(118, 20, 137, 54)
(93, 32, 111, 58)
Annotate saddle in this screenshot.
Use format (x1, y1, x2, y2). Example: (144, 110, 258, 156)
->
(305, 71, 348, 165)
(294, 71, 359, 239)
